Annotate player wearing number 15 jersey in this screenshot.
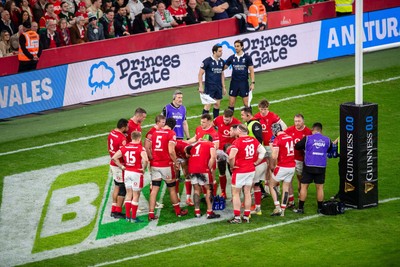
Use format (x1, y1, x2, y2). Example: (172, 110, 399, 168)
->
(269, 123, 295, 217)
(112, 131, 149, 223)
(228, 124, 266, 223)
(107, 118, 129, 218)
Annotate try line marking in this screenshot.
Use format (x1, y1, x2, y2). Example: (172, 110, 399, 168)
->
(1, 76, 399, 157)
(90, 197, 400, 267)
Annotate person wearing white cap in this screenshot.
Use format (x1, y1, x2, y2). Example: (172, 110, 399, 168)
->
(87, 12, 105, 41)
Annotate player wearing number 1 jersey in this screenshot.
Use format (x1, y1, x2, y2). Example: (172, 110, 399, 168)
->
(269, 123, 295, 217)
(112, 131, 149, 223)
(228, 124, 266, 223)
(107, 118, 129, 218)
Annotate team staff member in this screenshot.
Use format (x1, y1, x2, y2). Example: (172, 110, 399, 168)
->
(294, 122, 332, 214)
(240, 106, 263, 144)
(148, 118, 188, 220)
(269, 123, 295, 217)
(284, 114, 312, 208)
(127, 107, 147, 142)
(224, 39, 255, 111)
(228, 124, 266, 224)
(107, 118, 129, 219)
(162, 90, 190, 140)
(198, 44, 226, 118)
(213, 109, 241, 198)
(185, 135, 220, 219)
(112, 131, 149, 223)
(18, 20, 42, 73)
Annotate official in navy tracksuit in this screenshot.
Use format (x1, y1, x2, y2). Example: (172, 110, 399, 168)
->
(294, 122, 332, 214)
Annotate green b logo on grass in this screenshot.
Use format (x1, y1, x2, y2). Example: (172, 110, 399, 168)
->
(33, 166, 108, 253)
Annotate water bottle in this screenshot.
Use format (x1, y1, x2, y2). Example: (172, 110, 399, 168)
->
(213, 196, 220, 210)
(327, 147, 333, 158)
(219, 196, 225, 210)
(332, 143, 338, 158)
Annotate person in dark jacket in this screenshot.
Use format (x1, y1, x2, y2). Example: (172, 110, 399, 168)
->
(132, 7, 154, 33)
(185, 0, 205, 25)
(39, 19, 61, 49)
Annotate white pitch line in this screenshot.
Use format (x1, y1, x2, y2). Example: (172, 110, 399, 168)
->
(1, 76, 400, 157)
(90, 197, 400, 267)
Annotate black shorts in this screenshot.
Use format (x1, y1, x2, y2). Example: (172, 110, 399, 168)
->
(301, 169, 326, 184)
(229, 80, 249, 98)
(205, 87, 222, 100)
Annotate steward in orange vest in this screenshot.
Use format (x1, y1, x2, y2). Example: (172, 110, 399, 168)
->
(246, 0, 267, 31)
(18, 21, 42, 73)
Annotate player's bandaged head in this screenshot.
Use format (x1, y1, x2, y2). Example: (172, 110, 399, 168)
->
(271, 123, 282, 136)
(236, 124, 248, 134)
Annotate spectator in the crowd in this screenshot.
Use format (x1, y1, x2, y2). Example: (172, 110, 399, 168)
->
(114, 6, 132, 36)
(20, 10, 32, 26)
(0, 10, 18, 35)
(143, 0, 158, 11)
(59, 0, 76, 26)
(50, 0, 63, 15)
(185, 0, 205, 25)
(226, 0, 244, 17)
(87, 0, 103, 20)
(32, 0, 47, 23)
(127, 0, 144, 17)
(5, 0, 21, 26)
(132, 7, 154, 33)
(113, 0, 128, 13)
(56, 17, 71, 45)
(209, 0, 229, 21)
(63, 0, 77, 14)
(20, 0, 34, 22)
(31, 20, 39, 31)
(102, 0, 113, 12)
(154, 1, 177, 30)
(39, 18, 61, 48)
(70, 15, 88, 43)
(196, 0, 214, 21)
(10, 24, 24, 51)
(75, 1, 89, 22)
(39, 3, 59, 33)
(87, 12, 104, 40)
(167, 0, 187, 26)
(0, 30, 15, 57)
(99, 9, 115, 38)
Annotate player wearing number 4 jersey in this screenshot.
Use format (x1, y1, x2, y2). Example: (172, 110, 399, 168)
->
(107, 118, 129, 219)
(112, 131, 149, 223)
(148, 118, 188, 220)
(269, 123, 296, 217)
(228, 124, 266, 223)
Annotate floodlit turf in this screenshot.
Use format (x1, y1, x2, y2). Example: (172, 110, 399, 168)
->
(0, 48, 400, 266)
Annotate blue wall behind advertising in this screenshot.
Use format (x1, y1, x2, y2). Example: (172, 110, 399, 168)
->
(0, 66, 67, 119)
(318, 7, 400, 60)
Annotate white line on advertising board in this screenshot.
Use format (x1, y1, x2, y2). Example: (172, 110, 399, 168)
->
(1, 76, 399, 157)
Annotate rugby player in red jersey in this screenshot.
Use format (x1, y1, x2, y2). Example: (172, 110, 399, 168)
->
(284, 114, 312, 208)
(147, 118, 188, 220)
(112, 131, 149, 223)
(126, 107, 147, 142)
(270, 123, 296, 217)
(228, 124, 266, 223)
(107, 118, 129, 218)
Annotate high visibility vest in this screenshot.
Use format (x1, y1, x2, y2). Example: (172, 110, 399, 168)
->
(335, 0, 353, 13)
(18, 31, 39, 61)
(247, 0, 267, 31)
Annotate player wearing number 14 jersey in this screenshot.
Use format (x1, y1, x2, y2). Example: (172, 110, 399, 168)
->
(269, 123, 295, 217)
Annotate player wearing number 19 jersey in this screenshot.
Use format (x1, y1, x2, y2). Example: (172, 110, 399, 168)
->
(107, 118, 129, 218)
